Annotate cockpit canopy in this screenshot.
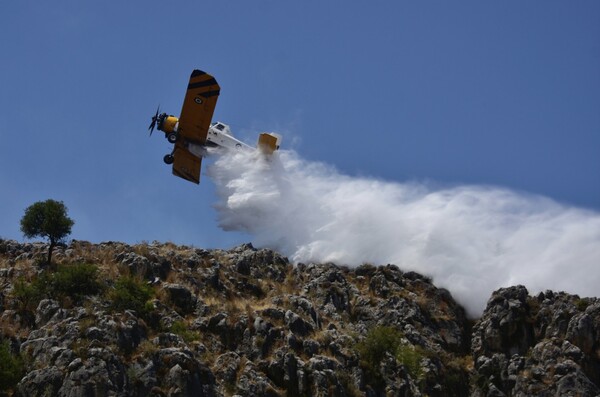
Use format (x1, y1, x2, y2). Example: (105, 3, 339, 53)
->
(211, 122, 232, 136)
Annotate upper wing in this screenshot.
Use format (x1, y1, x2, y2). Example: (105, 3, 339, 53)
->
(172, 142, 202, 184)
(178, 70, 220, 144)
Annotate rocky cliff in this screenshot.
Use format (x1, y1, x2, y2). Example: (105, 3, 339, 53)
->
(0, 239, 598, 396)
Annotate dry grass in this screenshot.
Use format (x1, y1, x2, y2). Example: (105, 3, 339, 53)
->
(134, 339, 159, 359)
(203, 295, 274, 320)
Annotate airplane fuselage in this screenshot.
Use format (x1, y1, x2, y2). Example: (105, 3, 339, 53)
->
(157, 116, 251, 161)
(154, 110, 280, 172)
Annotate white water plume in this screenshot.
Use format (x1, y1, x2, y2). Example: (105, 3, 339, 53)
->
(207, 149, 600, 316)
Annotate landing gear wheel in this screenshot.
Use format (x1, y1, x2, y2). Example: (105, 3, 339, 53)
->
(163, 154, 174, 165)
(167, 133, 178, 144)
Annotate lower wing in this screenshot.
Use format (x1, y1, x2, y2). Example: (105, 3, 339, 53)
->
(172, 143, 202, 184)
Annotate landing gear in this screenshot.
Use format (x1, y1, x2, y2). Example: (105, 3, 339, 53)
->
(167, 133, 178, 144)
(163, 154, 174, 165)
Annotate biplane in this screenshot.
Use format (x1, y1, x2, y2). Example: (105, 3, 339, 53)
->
(148, 70, 281, 184)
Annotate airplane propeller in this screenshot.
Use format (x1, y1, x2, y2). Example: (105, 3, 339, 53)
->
(148, 106, 160, 136)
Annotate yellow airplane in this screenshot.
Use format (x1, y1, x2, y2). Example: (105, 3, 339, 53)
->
(148, 70, 281, 184)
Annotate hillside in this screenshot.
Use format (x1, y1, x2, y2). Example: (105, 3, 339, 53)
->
(0, 239, 598, 396)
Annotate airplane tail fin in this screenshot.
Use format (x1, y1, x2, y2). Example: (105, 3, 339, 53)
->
(257, 133, 281, 154)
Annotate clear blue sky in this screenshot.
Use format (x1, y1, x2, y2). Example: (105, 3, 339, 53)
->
(2, 1, 599, 249)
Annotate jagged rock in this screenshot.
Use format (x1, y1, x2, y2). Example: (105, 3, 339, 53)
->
(206, 312, 228, 332)
(117, 314, 147, 354)
(20, 335, 61, 365)
(34, 298, 61, 326)
(16, 366, 64, 397)
(253, 316, 270, 334)
(117, 251, 153, 278)
(261, 307, 286, 322)
(304, 354, 346, 397)
(58, 348, 127, 397)
(2, 241, 599, 396)
(116, 251, 171, 280)
(236, 361, 279, 397)
(302, 263, 359, 319)
(379, 353, 421, 397)
(154, 332, 187, 348)
(472, 286, 535, 358)
(566, 302, 600, 356)
(52, 347, 77, 368)
(127, 358, 158, 396)
(302, 338, 320, 357)
(85, 326, 105, 341)
(213, 351, 241, 388)
(472, 286, 600, 396)
(288, 296, 321, 329)
(227, 243, 289, 282)
(285, 310, 314, 336)
(163, 283, 197, 314)
(155, 348, 217, 396)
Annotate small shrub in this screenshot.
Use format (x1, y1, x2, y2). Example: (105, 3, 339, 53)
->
(356, 325, 427, 387)
(396, 344, 424, 380)
(441, 356, 471, 397)
(109, 276, 154, 316)
(13, 264, 103, 311)
(71, 339, 90, 360)
(78, 316, 97, 337)
(136, 339, 159, 357)
(356, 326, 402, 367)
(575, 298, 590, 312)
(51, 263, 103, 304)
(0, 340, 25, 393)
(336, 369, 362, 397)
(170, 320, 200, 343)
(355, 326, 403, 384)
(13, 275, 50, 313)
(0, 239, 7, 254)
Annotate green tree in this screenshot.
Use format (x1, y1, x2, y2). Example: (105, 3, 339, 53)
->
(20, 199, 74, 265)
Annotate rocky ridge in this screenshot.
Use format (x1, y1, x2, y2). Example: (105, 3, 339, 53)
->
(0, 239, 598, 396)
